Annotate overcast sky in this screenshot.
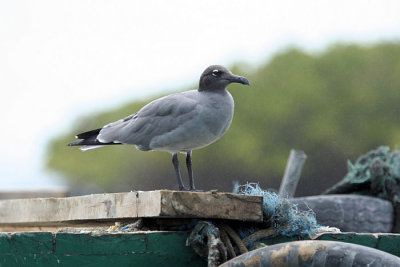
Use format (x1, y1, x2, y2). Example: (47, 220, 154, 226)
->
(1, 0, 399, 190)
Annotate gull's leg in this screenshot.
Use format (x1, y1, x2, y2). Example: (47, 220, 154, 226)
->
(186, 151, 196, 191)
(172, 153, 186, 190)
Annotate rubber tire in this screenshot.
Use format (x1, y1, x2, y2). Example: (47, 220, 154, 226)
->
(291, 194, 393, 232)
(220, 240, 400, 267)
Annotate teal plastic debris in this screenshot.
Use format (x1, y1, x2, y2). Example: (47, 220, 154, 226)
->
(323, 146, 400, 232)
(323, 146, 400, 199)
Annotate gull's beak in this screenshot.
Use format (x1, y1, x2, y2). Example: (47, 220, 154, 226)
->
(228, 74, 250, 86)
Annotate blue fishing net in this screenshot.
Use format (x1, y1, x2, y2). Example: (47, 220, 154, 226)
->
(233, 182, 320, 237)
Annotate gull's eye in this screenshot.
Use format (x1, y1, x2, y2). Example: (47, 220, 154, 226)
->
(212, 69, 220, 77)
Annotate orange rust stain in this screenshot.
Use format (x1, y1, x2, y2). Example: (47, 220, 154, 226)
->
(297, 241, 326, 262)
(270, 244, 290, 267)
(243, 255, 261, 267)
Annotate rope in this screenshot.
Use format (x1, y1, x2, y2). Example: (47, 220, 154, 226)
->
(186, 221, 227, 267)
(219, 227, 236, 259)
(220, 223, 248, 254)
(242, 228, 275, 247)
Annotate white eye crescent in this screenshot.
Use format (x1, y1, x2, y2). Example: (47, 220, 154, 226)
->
(212, 69, 219, 77)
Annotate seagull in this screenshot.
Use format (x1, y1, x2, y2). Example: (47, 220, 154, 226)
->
(68, 65, 250, 191)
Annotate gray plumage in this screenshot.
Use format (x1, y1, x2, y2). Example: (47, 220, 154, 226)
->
(68, 65, 250, 190)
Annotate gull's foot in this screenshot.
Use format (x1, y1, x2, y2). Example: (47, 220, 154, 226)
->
(176, 187, 205, 192)
(178, 186, 189, 191)
(188, 188, 206, 192)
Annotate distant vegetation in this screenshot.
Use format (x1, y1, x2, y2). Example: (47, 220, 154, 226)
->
(47, 42, 400, 196)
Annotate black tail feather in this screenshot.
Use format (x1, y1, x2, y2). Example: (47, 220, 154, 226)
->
(67, 138, 105, 146)
(67, 128, 121, 147)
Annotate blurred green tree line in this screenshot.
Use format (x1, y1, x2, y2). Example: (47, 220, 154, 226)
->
(47, 42, 400, 196)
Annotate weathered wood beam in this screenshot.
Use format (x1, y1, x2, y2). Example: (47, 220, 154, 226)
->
(0, 190, 68, 200)
(0, 190, 263, 228)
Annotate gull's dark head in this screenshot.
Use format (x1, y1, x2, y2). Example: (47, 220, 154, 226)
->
(198, 65, 250, 92)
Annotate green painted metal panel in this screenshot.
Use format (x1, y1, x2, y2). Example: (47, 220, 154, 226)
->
(317, 232, 380, 248)
(0, 231, 205, 267)
(1, 231, 399, 266)
(376, 234, 400, 256)
(0, 232, 54, 255)
(55, 233, 148, 254)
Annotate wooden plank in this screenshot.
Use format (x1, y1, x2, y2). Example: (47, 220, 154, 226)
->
(0, 192, 138, 224)
(0, 190, 263, 227)
(0, 190, 68, 200)
(0, 220, 121, 233)
(137, 190, 262, 220)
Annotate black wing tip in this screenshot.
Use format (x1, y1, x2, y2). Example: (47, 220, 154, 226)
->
(67, 127, 102, 147)
(68, 127, 124, 147)
(76, 128, 102, 139)
(67, 140, 83, 146)
(67, 139, 123, 147)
